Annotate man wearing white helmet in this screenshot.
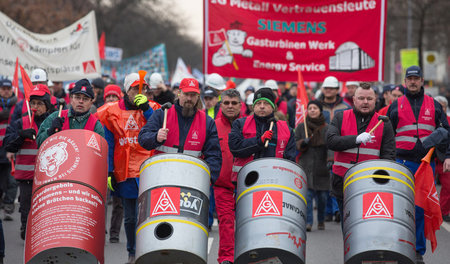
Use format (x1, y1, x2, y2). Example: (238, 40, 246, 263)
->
(318, 75, 351, 223)
(30, 68, 47, 85)
(150, 72, 174, 105)
(343, 81, 360, 107)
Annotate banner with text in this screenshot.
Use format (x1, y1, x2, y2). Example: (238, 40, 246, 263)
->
(0, 11, 101, 81)
(101, 43, 169, 83)
(204, 0, 386, 81)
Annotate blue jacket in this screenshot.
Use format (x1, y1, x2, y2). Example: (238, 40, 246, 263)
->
(228, 114, 296, 161)
(138, 102, 222, 183)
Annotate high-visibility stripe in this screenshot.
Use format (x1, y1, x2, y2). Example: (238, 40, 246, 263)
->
(342, 148, 380, 156)
(156, 145, 202, 157)
(17, 149, 38, 155)
(396, 124, 435, 133)
(395, 136, 417, 143)
(343, 174, 414, 194)
(0, 124, 7, 129)
(333, 161, 353, 169)
(136, 218, 208, 237)
(236, 184, 307, 205)
(140, 158, 210, 177)
(0, 135, 4, 140)
(232, 166, 242, 172)
(15, 164, 35, 171)
(344, 166, 414, 187)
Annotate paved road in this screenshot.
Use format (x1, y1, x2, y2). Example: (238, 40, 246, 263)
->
(2, 197, 450, 263)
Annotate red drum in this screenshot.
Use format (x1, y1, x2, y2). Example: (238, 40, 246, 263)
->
(25, 129, 108, 264)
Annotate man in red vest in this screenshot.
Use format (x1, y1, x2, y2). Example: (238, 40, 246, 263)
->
(138, 76, 222, 190)
(97, 72, 157, 264)
(228, 87, 296, 183)
(4, 84, 53, 240)
(387, 66, 450, 263)
(327, 82, 395, 226)
(36, 79, 104, 147)
(213, 89, 242, 264)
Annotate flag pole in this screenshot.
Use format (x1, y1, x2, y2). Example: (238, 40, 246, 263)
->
(224, 40, 239, 70)
(302, 104, 308, 138)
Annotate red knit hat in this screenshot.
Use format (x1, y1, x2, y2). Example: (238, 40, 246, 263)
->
(103, 84, 123, 100)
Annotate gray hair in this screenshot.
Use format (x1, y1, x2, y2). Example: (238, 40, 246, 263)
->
(434, 95, 448, 106)
(221, 89, 241, 101)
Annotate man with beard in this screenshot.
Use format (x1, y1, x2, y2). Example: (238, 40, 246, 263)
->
(36, 79, 104, 146)
(228, 87, 296, 182)
(387, 66, 450, 263)
(327, 82, 395, 226)
(138, 77, 221, 184)
(213, 89, 242, 264)
(96, 73, 157, 264)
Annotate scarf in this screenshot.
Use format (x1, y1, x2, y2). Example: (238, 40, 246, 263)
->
(305, 113, 326, 146)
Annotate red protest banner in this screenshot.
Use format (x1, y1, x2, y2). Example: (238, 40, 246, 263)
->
(204, 0, 387, 81)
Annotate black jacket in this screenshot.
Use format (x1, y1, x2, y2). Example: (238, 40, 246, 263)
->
(228, 114, 296, 162)
(4, 113, 49, 153)
(387, 87, 450, 163)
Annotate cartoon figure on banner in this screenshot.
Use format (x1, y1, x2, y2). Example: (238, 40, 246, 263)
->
(211, 21, 253, 67)
(38, 142, 69, 177)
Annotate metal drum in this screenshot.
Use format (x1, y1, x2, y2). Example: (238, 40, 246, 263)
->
(136, 154, 210, 264)
(343, 159, 415, 264)
(25, 130, 108, 264)
(235, 158, 308, 264)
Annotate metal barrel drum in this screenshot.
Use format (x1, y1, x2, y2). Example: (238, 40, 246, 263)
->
(343, 159, 416, 264)
(25, 129, 108, 264)
(235, 158, 308, 264)
(136, 153, 210, 264)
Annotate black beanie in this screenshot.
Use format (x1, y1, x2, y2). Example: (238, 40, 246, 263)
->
(253, 87, 276, 109)
(307, 100, 323, 112)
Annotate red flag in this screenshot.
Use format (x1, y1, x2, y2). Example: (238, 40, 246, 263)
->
(295, 69, 309, 127)
(111, 67, 117, 79)
(415, 147, 443, 252)
(98, 32, 105, 59)
(12, 57, 24, 100)
(340, 81, 347, 97)
(19, 64, 32, 101)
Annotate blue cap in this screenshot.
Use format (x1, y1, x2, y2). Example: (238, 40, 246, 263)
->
(405, 66, 422, 78)
(1, 79, 12, 87)
(71, 78, 94, 99)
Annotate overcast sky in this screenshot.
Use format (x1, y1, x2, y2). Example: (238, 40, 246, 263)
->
(173, 0, 203, 42)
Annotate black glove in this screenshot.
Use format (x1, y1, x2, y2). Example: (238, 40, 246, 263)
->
(18, 128, 36, 140)
(48, 117, 65, 136)
(107, 172, 118, 192)
(300, 137, 311, 148)
(422, 127, 448, 150)
(327, 161, 334, 170)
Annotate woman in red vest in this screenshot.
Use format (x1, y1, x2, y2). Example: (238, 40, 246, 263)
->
(4, 84, 53, 240)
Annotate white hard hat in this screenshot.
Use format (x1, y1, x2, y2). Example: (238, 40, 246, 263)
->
(246, 93, 254, 105)
(322, 76, 339, 89)
(47, 80, 54, 87)
(124, 73, 148, 92)
(205, 73, 226, 90)
(264, 79, 278, 90)
(346, 81, 360, 87)
(149, 73, 164, 89)
(30, 68, 47, 82)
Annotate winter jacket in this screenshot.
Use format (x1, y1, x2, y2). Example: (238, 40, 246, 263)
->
(36, 106, 105, 147)
(318, 94, 351, 124)
(387, 87, 450, 163)
(138, 102, 222, 183)
(228, 114, 296, 162)
(0, 95, 17, 163)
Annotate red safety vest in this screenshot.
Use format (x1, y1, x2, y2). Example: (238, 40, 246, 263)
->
(333, 110, 384, 177)
(60, 109, 98, 131)
(96, 100, 155, 183)
(231, 115, 291, 182)
(396, 95, 435, 150)
(214, 114, 238, 189)
(155, 106, 206, 157)
(0, 104, 16, 147)
(14, 116, 38, 180)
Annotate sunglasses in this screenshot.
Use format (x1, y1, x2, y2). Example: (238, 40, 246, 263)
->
(222, 101, 239, 106)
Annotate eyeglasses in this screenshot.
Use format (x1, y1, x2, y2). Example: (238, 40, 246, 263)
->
(72, 95, 92, 102)
(30, 101, 46, 107)
(222, 101, 239, 106)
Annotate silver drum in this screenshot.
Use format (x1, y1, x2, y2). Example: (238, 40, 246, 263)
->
(136, 154, 210, 264)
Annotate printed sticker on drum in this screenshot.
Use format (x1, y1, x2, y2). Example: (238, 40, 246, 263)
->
(363, 192, 393, 219)
(252, 191, 282, 217)
(151, 187, 180, 216)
